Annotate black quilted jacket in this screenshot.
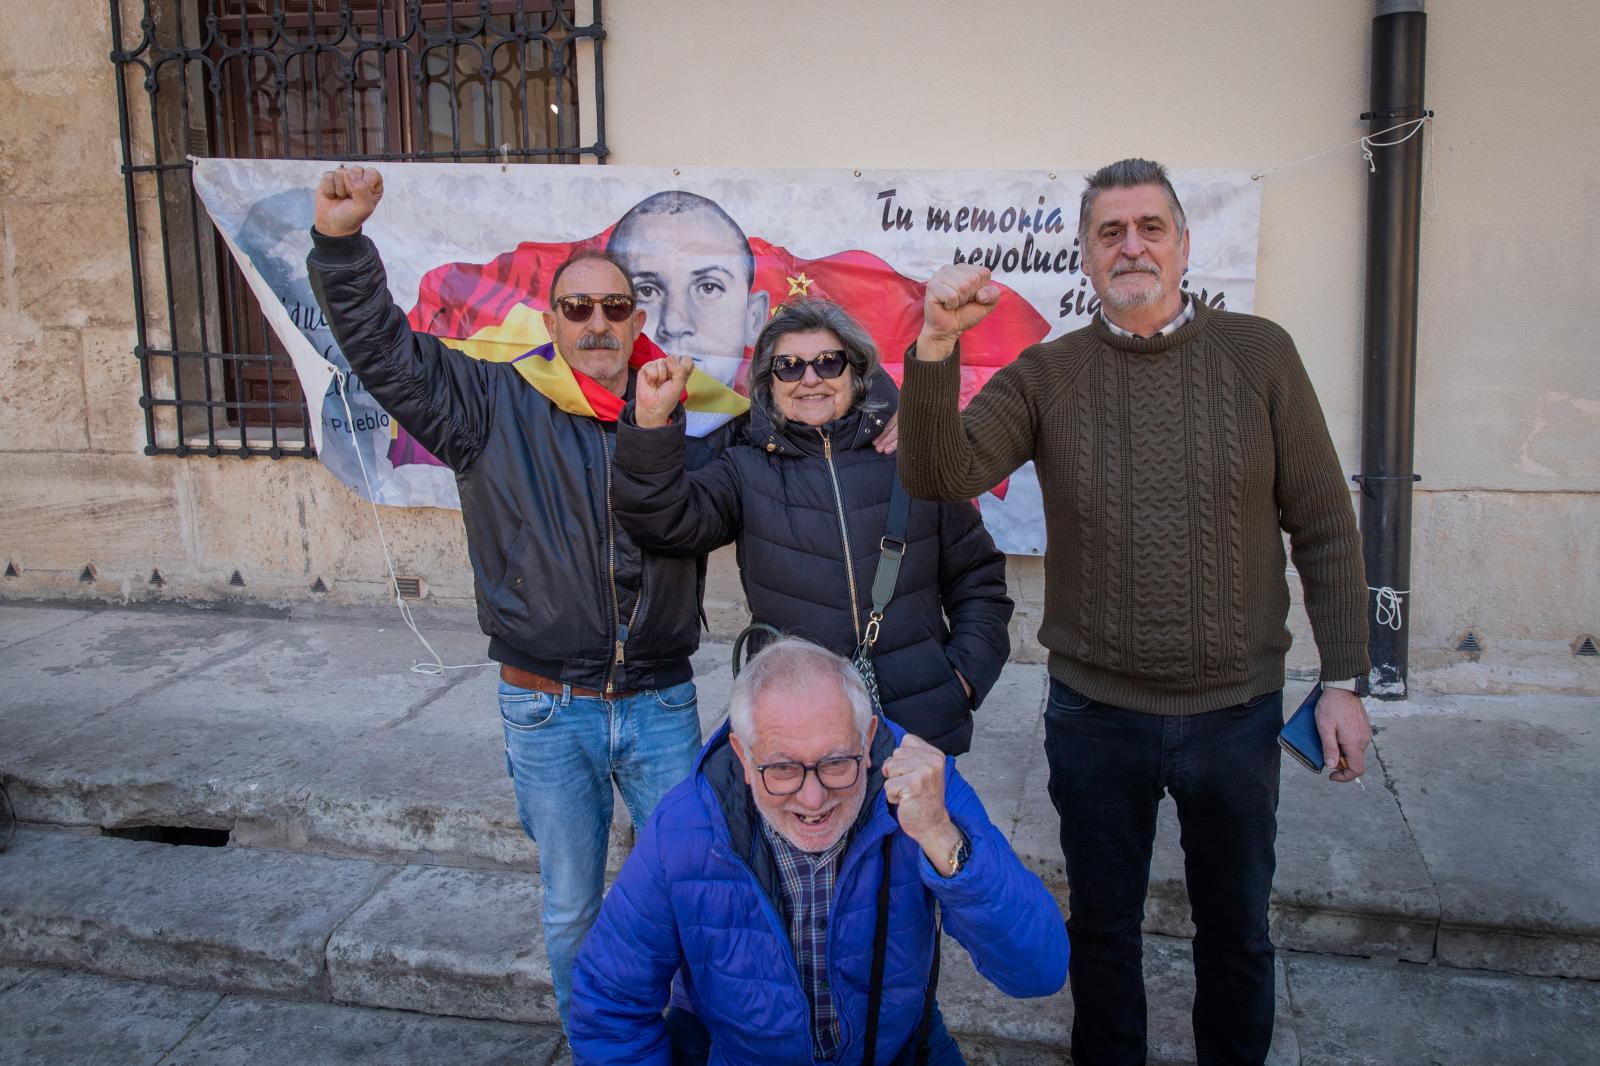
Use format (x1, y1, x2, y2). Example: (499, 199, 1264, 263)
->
(612, 373, 1012, 754)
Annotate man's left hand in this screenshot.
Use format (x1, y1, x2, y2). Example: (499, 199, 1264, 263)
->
(1314, 687, 1372, 783)
(882, 734, 962, 868)
(872, 412, 899, 455)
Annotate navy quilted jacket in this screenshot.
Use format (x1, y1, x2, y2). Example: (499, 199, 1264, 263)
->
(611, 372, 1013, 754)
(568, 719, 1069, 1064)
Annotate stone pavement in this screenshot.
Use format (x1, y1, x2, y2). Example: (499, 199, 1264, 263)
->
(1, 600, 1597, 1063)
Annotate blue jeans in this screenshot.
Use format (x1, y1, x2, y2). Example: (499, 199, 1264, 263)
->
(499, 678, 702, 1029)
(1043, 678, 1282, 1066)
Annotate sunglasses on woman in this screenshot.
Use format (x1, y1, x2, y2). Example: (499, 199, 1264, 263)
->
(771, 349, 849, 383)
(553, 293, 637, 323)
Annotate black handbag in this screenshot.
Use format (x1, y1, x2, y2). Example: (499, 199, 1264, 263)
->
(731, 621, 783, 678)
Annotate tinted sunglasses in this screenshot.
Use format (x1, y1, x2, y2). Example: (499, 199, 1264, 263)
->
(771, 349, 849, 383)
(554, 293, 636, 323)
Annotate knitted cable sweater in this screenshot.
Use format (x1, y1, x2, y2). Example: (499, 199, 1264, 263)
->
(898, 301, 1370, 714)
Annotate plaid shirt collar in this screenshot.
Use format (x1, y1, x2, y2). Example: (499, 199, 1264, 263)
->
(761, 818, 855, 1060)
(1100, 292, 1195, 339)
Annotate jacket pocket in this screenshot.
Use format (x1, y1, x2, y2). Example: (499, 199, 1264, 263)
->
(485, 522, 557, 639)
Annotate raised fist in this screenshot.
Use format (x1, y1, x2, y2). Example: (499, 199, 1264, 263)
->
(634, 354, 695, 428)
(881, 732, 951, 845)
(314, 165, 384, 238)
(916, 264, 1002, 362)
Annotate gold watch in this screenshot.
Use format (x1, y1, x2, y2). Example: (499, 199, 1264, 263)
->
(945, 830, 971, 878)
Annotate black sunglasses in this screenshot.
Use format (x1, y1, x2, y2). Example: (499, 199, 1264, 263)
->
(771, 349, 849, 383)
(554, 292, 636, 323)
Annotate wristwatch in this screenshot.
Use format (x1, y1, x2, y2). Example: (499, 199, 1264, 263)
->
(945, 831, 971, 878)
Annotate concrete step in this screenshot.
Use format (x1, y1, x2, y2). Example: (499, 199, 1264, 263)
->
(3, 830, 1598, 1066)
(0, 962, 567, 1066)
(0, 604, 567, 873)
(2, 603, 1598, 979)
(0, 830, 564, 1027)
(1, 826, 1286, 1060)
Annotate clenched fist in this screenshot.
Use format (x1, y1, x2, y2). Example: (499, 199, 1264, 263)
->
(634, 354, 695, 428)
(314, 166, 384, 238)
(881, 733, 955, 848)
(916, 263, 1002, 362)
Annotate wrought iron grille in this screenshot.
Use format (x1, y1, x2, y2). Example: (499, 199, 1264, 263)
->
(109, 0, 607, 458)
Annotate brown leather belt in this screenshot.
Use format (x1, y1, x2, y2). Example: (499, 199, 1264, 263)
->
(499, 663, 635, 700)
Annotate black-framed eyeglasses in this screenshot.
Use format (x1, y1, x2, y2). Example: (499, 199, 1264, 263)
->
(771, 349, 849, 383)
(554, 292, 637, 323)
(755, 754, 864, 796)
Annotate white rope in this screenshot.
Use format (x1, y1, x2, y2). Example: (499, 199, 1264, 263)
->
(1294, 569, 1412, 632)
(1421, 112, 1439, 217)
(1368, 586, 1410, 631)
(1359, 116, 1429, 174)
(332, 367, 496, 678)
(1251, 116, 1431, 182)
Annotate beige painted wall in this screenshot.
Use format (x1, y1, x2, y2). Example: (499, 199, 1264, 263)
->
(2, 0, 1595, 695)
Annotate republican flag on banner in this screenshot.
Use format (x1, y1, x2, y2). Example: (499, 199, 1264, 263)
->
(748, 237, 1050, 407)
(396, 230, 1050, 480)
(396, 232, 748, 468)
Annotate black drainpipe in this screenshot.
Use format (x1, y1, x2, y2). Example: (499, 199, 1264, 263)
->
(1358, 0, 1429, 698)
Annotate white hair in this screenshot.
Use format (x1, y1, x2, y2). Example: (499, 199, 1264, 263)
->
(728, 637, 873, 749)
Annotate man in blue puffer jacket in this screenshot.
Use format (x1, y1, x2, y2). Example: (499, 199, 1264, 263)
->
(569, 638, 1068, 1064)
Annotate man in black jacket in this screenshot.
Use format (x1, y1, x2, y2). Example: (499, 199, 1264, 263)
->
(307, 166, 737, 1031)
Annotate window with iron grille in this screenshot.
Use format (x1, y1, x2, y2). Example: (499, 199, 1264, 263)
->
(109, 0, 608, 458)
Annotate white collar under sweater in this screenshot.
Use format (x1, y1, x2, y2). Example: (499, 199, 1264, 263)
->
(1100, 293, 1195, 340)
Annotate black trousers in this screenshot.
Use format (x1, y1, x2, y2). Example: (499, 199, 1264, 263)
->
(1043, 677, 1282, 1066)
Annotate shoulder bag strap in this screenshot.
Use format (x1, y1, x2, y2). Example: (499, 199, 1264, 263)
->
(861, 479, 911, 653)
(913, 906, 942, 1065)
(862, 833, 894, 1066)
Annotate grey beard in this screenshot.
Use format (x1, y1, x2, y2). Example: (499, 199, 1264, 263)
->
(1103, 255, 1165, 312)
(1103, 275, 1166, 312)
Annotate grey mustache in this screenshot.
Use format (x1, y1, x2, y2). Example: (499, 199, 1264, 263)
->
(1110, 258, 1159, 277)
(577, 334, 623, 350)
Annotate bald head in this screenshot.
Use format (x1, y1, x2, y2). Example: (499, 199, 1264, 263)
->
(610, 191, 754, 287)
(607, 191, 768, 386)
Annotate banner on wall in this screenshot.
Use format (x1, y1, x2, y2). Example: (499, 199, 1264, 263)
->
(192, 159, 1260, 555)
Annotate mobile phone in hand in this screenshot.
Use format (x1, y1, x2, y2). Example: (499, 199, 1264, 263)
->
(1278, 683, 1325, 773)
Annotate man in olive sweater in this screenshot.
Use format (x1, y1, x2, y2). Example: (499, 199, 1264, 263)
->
(897, 159, 1372, 1066)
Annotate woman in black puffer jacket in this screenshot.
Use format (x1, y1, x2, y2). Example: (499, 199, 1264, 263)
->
(612, 299, 1012, 755)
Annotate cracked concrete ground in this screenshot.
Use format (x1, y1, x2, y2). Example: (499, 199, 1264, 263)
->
(1, 601, 1597, 1062)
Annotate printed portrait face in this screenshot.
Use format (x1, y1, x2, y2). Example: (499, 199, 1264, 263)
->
(608, 192, 770, 388)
